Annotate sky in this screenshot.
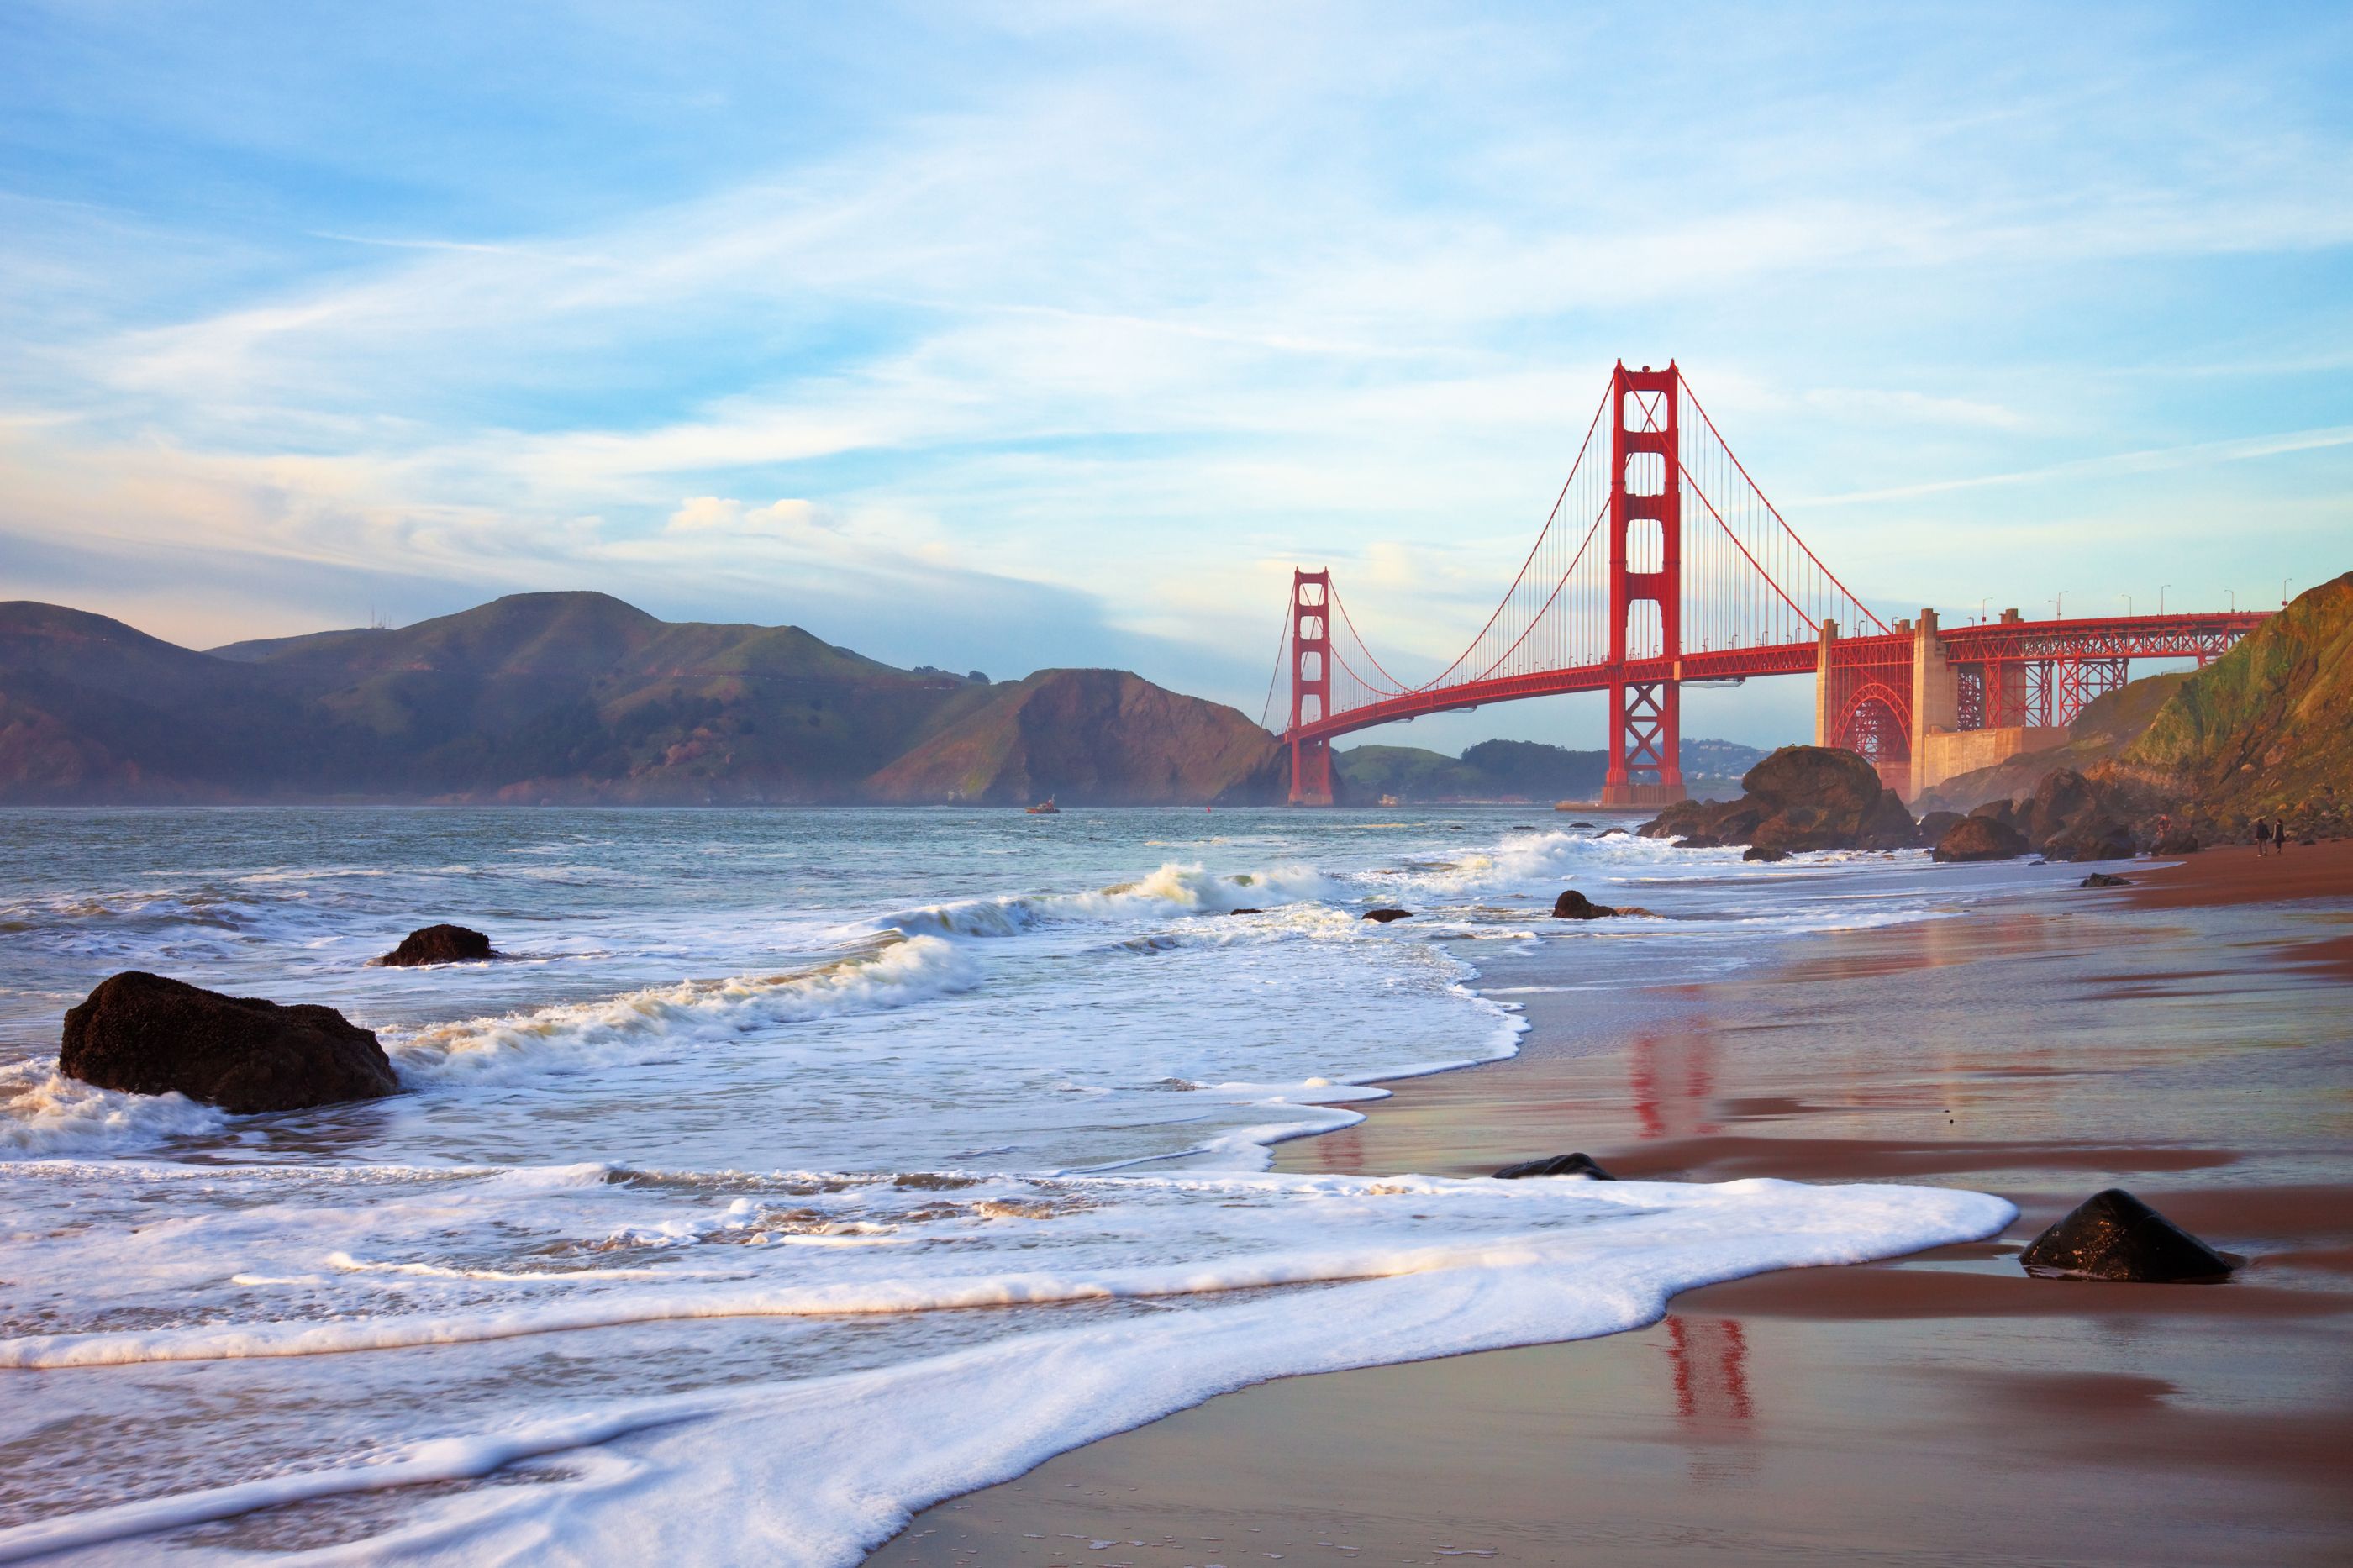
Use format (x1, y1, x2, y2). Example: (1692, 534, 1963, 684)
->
(2, 1, 2348, 751)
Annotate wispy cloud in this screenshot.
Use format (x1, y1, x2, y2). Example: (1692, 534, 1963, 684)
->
(1, 2, 2347, 741)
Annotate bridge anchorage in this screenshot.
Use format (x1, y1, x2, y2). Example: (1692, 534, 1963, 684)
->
(1269, 360, 2268, 807)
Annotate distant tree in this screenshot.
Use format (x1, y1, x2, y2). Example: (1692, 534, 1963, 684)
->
(966, 670, 989, 684)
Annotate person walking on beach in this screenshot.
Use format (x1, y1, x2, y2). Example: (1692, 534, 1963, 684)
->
(2276, 816, 2289, 855)
(2256, 819, 2271, 856)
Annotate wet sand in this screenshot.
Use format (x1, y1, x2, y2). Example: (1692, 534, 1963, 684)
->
(871, 845, 2353, 1566)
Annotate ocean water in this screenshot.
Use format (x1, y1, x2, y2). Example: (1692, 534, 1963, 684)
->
(0, 807, 2014, 1565)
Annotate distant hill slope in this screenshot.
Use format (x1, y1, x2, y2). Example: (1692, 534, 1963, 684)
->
(1913, 670, 2191, 813)
(866, 669, 1285, 805)
(0, 593, 1281, 805)
(2104, 570, 2353, 829)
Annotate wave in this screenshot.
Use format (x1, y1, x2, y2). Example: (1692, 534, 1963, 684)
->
(0, 1059, 228, 1160)
(879, 860, 1339, 939)
(388, 934, 981, 1086)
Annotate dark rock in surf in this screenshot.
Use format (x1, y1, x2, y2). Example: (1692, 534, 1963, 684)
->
(60, 971, 397, 1114)
(1227, 907, 1264, 916)
(1494, 1152, 1617, 1180)
(1918, 810, 1965, 843)
(1742, 845, 1789, 863)
(376, 924, 497, 966)
(1550, 890, 1621, 919)
(2080, 872, 2131, 888)
(1932, 815, 2029, 862)
(2019, 1189, 2233, 1282)
(1361, 908, 1414, 923)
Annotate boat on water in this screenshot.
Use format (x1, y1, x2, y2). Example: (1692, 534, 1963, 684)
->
(1025, 797, 1061, 815)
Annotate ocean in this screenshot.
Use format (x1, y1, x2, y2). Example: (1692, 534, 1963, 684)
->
(0, 807, 2013, 1565)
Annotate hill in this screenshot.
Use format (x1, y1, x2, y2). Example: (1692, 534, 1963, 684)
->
(0, 594, 1285, 806)
(2104, 571, 2353, 830)
(865, 670, 1285, 805)
(1334, 736, 1766, 803)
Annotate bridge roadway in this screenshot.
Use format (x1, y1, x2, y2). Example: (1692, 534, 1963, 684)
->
(1282, 609, 2269, 801)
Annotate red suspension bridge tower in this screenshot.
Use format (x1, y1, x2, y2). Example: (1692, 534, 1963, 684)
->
(1267, 360, 2266, 807)
(1604, 361, 1685, 806)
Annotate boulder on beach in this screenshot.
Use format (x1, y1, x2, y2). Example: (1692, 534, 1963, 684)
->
(1931, 815, 2029, 862)
(61, 971, 397, 1114)
(2019, 1189, 2233, 1282)
(1742, 845, 1789, 862)
(2018, 768, 2149, 860)
(1361, 908, 1413, 923)
(2080, 872, 2131, 887)
(2151, 828, 2201, 855)
(1918, 810, 1965, 843)
(1493, 1152, 1616, 1180)
(1639, 746, 1918, 855)
(1550, 889, 1621, 919)
(376, 924, 497, 966)
(2045, 813, 2137, 862)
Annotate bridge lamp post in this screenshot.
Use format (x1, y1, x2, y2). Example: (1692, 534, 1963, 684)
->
(2228, 588, 2235, 612)
(2119, 592, 2132, 617)
(1979, 596, 1990, 624)
(2052, 592, 2064, 619)
(2282, 576, 2292, 607)
(2161, 583, 2169, 615)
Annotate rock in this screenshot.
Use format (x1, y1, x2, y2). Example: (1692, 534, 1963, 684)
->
(1493, 1152, 1616, 1180)
(1227, 907, 1264, 916)
(1569, 820, 1595, 828)
(2045, 813, 2135, 862)
(2024, 768, 2102, 848)
(2151, 828, 2200, 854)
(376, 924, 497, 966)
(1550, 890, 1621, 919)
(1742, 845, 1789, 862)
(1918, 810, 1965, 842)
(2080, 872, 2131, 887)
(60, 971, 397, 1115)
(1639, 748, 1913, 855)
(1361, 908, 1413, 923)
(2019, 1189, 2233, 1282)
(1597, 827, 1627, 837)
(1969, 797, 2024, 832)
(1856, 788, 1923, 850)
(1932, 815, 2029, 862)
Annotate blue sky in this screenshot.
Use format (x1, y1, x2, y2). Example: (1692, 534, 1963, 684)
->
(3, 1, 2348, 749)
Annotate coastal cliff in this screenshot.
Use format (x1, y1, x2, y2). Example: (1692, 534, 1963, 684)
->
(0, 593, 1280, 806)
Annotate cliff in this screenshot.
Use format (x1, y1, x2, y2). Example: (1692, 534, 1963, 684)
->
(0, 594, 1277, 806)
(2103, 571, 2353, 830)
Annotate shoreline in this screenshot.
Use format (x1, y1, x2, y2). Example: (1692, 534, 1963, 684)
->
(869, 840, 2353, 1565)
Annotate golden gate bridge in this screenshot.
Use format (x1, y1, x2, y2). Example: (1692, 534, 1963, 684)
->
(1266, 360, 2269, 806)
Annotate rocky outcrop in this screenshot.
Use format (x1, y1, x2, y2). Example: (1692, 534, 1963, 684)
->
(2019, 1189, 2233, 1282)
(1918, 810, 1964, 843)
(1361, 908, 1413, 923)
(376, 924, 497, 966)
(60, 971, 397, 1114)
(1493, 1152, 1616, 1180)
(2080, 872, 2131, 887)
(1550, 890, 1622, 919)
(2105, 571, 2353, 838)
(1640, 746, 1917, 855)
(1931, 815, 2029, 862)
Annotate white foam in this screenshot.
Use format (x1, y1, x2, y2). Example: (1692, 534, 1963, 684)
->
(0, 1058, 225, 1159)
(0, 1173, 2012, 1565)
(387, 934, 980, 1085)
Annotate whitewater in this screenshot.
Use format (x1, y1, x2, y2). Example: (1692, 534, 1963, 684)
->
(0, 806, 2014, 1565)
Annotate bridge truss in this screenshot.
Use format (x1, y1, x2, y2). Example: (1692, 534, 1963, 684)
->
(1268, 360, 2267, 804)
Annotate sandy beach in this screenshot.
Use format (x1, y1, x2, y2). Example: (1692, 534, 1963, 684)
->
(869, 841, 2353, 1566)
